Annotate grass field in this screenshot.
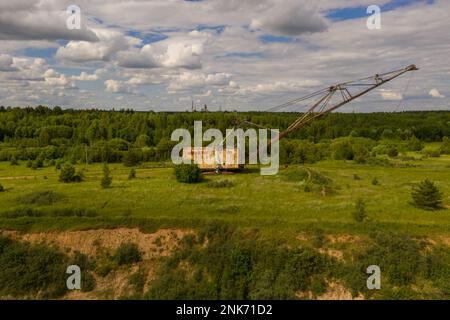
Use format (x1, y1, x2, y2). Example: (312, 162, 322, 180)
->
(1, 145, 449, 299)
(1, 149, 449, 238)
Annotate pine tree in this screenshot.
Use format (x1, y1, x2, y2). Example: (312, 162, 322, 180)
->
(411, 179, 443, 210)
(101, 163, 112, 188)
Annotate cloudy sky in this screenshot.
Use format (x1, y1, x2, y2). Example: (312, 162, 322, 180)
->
(0, 0, 449, 112)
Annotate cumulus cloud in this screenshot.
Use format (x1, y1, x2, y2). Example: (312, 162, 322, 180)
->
(56, 29, 139, 63)
(118, 33, 206, 70)
(0, 2, 98, 42)
(0, 54, 18, 71)
(237, 80, 322, 94)
(43, 68, 74, 87)
(380, 89, 403, 101)
(105, 79, 130, 93)
(72, 72, 98, 81)
(168, 72, 232, 91)
(429, 88, 445, 98)
(250, 1, 327, 35)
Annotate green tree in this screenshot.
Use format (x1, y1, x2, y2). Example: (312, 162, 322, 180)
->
(407, 136, 424, 151)
(411, 179, 443, 210)
(135, 134, 150, 147)
(440, 136, 450, 155)
(101, 163, 112, 188)
(59, 164, 83, 183)
(122, 150, 140, 167)
(174, 164, 202, 183)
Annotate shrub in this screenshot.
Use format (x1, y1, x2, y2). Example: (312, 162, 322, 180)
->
(174, 163, 202, 183)
(16, 191, 64, 205)
(310, 228, 325, 248)
(371, 177, 379, 186)
(352, 198, 367, 222)
(411, 179, 443, 210)
(26, 159, 32, 168)
(101, 163, 112, 188)
(0, 183, 4, 192)
(59, 163, 83, 183)
(128, 168, 136, 180)
(113, 242, 142, 265)
(440, 136, 450, 155)
(123, 150, 140, 167)
(387, 146, 398, 158)
(10, 156, 18, 166)
(145, 223, 334, 300)
(0, 236, 68, 298)
(407, 136, 424, 151)
(32, 153, 45, 169)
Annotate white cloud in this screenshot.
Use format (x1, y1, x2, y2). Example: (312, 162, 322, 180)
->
(380, 89, 403, 101)
(56, 29, 139, 63)
(72, 72, 98, 81)
(104, 79, 129, 93)
(118, 33, 207, 70)
(429, 88, 445, 98)
(0, 2, 98, 42)
(0, 54, 18, 71)
(250, 1, 327, 35)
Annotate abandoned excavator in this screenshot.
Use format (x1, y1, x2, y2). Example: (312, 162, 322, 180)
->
(182, 64, 418, 171)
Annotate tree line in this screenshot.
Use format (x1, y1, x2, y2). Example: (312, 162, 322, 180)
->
(0, 106, 449, 165)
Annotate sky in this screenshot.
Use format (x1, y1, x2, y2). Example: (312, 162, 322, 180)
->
(0, 0, 449, 112)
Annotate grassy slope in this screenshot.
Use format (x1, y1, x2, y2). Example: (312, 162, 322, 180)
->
(0, 149, 449, 238)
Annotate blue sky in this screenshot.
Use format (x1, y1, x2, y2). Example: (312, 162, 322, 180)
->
(0, 0, 448, 112)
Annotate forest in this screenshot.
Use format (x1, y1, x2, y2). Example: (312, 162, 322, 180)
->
(0, 106, 449, 166)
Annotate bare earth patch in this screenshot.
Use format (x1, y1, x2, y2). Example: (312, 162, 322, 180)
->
(296, 280, 364, 300)
(2, 227, 193, 259)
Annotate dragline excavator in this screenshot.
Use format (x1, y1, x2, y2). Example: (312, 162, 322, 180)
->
(182, 64, 419, 171)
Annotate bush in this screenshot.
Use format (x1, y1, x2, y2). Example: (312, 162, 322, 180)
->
(407, 136, 424, 151)
(113, 242, 142, 266)
(128, 168, 136, 180)
(0, 183, 4, 192)
(145, 223, 334, 300)
(32, 153, 45, 169)
(1, 207, 97, 219)
(371, 177, 379, 186)
(440, 136, 450, 155)
(352, 198, 367, 222)
(387, 146, 398, 158)
(0, 236, 68, 298)
(411, 179, 443, 210)
(10, 156, 18, 166)
(123, 150, 140, 167)
(174, 164, 202, 183)
(101, 163, 112, 188)
(59, 163, 83, 183)
(16, 191, 64, 205)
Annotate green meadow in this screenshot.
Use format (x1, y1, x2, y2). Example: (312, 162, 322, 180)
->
(1, 148, 449, 238)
